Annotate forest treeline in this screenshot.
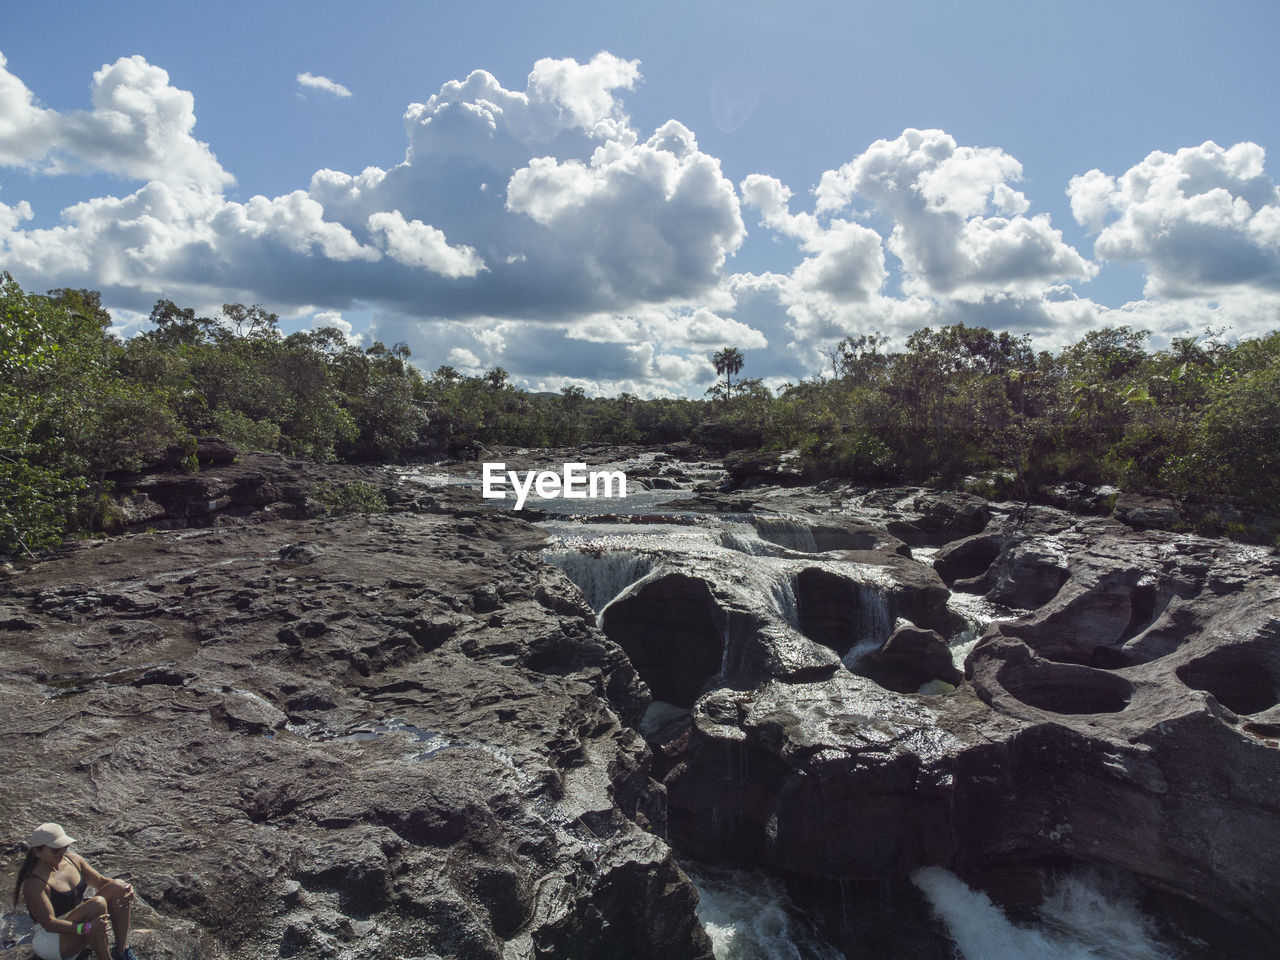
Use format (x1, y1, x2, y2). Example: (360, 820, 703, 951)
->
(3, 272, 1278, 556)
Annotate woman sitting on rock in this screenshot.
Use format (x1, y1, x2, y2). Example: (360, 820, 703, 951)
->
(12, 823, 138, 960)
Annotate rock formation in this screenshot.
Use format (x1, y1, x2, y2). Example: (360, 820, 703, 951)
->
(5, 451, 1280, 959)
(625, 488, 1280, 958)
(0, 481, 713, 959)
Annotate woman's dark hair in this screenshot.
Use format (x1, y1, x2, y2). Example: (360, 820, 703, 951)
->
(12, 848, 39, 906)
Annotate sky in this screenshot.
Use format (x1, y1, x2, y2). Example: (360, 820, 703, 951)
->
(2, 0, 1279, 397)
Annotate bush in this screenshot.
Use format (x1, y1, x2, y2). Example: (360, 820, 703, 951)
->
(315, 481, 388, 515)
(211, 407, 282, 453)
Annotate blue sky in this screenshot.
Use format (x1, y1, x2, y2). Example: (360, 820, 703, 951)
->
(3, 0, 1279, 395)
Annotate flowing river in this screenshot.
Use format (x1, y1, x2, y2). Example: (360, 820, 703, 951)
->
(406, 453, 1182, 959)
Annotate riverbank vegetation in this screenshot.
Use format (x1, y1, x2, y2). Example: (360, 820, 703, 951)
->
(3, 272, 1278, 554)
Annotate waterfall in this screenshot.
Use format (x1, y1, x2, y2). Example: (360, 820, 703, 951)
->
(839, 581, 894, 667)
(770, 572, 799, 628)
(912, 867, 1175, 960)
(685, 864, 847, 960)
(542, 548, 654, 614)
(855, 582, 892, 647)
(752, 516, 819, 553)
(716, 528, 778, 556)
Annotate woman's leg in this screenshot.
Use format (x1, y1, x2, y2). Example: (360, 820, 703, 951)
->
(99, 879, 133, 949)
(59, 895, 110, 960)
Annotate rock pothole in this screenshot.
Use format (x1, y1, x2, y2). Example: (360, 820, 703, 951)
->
(793, 567, 893, 657)
(1176, 644, 1280, 716)
(601, 573, 724, 708)
(996, 655, 1135, 715)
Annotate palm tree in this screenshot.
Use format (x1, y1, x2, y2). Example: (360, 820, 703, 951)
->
(712, 347, 744, 399)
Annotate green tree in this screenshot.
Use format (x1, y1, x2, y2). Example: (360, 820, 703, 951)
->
(712, 346, 745, 400)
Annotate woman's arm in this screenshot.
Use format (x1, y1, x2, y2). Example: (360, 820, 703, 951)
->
(71, 853, 110, 890)
(21, 878, 78, 935)
(74, 854, 134, 905)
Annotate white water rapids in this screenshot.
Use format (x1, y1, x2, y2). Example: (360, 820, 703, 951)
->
(684, 864, 1176, 959)
(913, 867, 1176, 960)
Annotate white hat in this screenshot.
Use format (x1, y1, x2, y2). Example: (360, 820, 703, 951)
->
(28, 823, 75, 849)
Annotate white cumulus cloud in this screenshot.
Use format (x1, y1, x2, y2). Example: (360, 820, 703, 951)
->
(0, 52, 230, 188)
(297, 72, 352, 99)
(1069, 140, 1280, 298)
(367, 210, 486, 277)
(6, 48, 1278, 394)
(816, 128, 1095, 297)
(504, 119, 744, 303)
(310, 310, 363, 345)
(736, 129, 1111, 363)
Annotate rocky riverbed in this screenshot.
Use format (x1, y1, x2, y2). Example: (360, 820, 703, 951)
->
(3, 445, 1279, 959)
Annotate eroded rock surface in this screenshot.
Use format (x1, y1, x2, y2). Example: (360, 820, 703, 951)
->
(7, 453, 1280, 960)
(0, 506, 712, 960)
(562, 484, 1280, 958)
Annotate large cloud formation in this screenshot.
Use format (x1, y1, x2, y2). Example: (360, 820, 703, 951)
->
(0, 52, 230, 187)
(815, 129, 1095, 297)
(1069, 140, 1280, 298)
(737, 129, 1103, 373)
(1, 50, 1277, 395)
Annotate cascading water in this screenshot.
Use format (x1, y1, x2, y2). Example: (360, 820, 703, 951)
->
(912, 867, 1176, 960)
(751, 516, 819, 553)
(685, 864, 846, 960)
(542, 546, 655, 614)
(839, 581, 894, 667)
(532, 474, 1179, 959)
(942, 583, 1024, 672)
(770, 574, 799, 628)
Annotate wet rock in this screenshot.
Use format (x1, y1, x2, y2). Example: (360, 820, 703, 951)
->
(723, 449, 807, 488)
(195, 436, 240, 466)
(105, 450, 397, 532)
(933, 532, 1003, 588)
(117, 493, 168, 527)
(610, 484, 1280, 955)
(601, 573, 724, 708)
(865, 624, 962, 692)
(278, 541, 322, 563)
(663, 440, 712, 461)
(882, 491, 991, 547)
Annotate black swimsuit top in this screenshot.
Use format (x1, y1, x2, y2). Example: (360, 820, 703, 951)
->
(43, 863, 87, 917)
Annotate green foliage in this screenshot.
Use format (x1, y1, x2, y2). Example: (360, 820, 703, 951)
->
(315, 480, 388, 515)
(0, 457, 86, 557)
(2, 274, 185, 555)
(1193, 365, 1280, 501)
(753, 321, 1280, 521)
(4, 269, 1279, 554)
(210, 407, 283, 453)
(711, 346, 745, 400)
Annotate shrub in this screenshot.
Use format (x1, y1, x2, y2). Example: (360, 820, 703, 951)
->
(315, 480, 388, 515)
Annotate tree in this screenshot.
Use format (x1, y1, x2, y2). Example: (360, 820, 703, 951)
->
(222, 303, 280, 339)
(712, 347, 745, 400)
(826, 332, 888, 382)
